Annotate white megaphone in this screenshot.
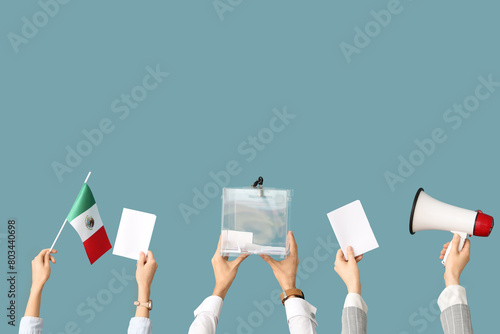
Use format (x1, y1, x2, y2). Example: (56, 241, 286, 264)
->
(409, 188, 494, 266)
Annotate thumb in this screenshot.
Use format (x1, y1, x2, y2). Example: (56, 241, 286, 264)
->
(137, 251, 146, 267)
(346, 246, 355, 262)
(232, 253, 249, 267)
(450, 234, 461, 253)
(260, 254, 277, 267)
(44, 250, 50, 266)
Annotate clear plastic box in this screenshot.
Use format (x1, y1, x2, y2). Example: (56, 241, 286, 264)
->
(220, 187, 292, 258)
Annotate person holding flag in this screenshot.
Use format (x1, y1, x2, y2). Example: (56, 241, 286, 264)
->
(49, 172, 112, 264)
(19, 249, 58, 333)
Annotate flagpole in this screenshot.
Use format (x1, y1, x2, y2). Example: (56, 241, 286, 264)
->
(49, 172, 92, 252)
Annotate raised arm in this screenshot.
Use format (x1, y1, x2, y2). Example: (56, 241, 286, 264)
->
(438, 234, 473, 334)
(188, 236, 248, 334)
(19, 248, 57, 334)
(260, 231, 318, 334)
(128, 251, 158, 334)
(334, 246, 366, 334)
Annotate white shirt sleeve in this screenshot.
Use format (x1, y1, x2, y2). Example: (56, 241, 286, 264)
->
(343, 293, 368, 313)
(284, 298, 318, 334)
(438, 285, 468, 312)
(188, 296, 224, 334)
(19, 316, 43, 334)
(127, 317, 152, 334)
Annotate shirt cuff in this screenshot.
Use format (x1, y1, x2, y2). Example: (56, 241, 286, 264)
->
(19, 317, 44, 334)
(438, 285, 468, 312)
(343, 293, 368, 314)
(128, 317, 152, 334)
(284, 297, 318, 325)
(193, 296, 224, 320)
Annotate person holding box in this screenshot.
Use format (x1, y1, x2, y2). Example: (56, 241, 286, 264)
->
(188, 231, 318, 333)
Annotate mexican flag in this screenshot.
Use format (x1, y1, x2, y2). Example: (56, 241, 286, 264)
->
(67, 183, 112, 264)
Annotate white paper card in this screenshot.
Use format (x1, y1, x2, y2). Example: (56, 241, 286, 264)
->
(327, 200, 379, 260)
(113, 208, 156, 260)
(221, 230, 253, 251)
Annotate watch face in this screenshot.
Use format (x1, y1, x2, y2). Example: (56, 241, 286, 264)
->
(148, 299, 153, 310)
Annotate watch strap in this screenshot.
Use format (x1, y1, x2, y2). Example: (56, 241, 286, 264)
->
(280, 288, 304, 305)
(134, 300, 152, 310)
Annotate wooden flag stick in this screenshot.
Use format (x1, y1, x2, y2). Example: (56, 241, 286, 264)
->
(49, 172, 92, 252)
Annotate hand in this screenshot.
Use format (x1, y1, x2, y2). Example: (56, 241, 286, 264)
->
(136, 251, 158, 292)
(440, 234, 470, 286)
(25, 249, 57, 317)
(31, 249, 57, 291)
(334, 246, 363, 294)
(260, 231, 298, 291)
(212, 236, 249, 300)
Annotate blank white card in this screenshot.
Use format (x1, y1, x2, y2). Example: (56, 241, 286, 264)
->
(113, 208, 156, 260)
(327, 200, 379, 260)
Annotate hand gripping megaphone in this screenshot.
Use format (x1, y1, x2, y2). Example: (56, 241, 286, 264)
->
(409, 188, 494, 266)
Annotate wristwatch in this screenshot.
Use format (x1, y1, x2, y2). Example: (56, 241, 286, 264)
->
(280, 288, 304, 305)
(134, 299, 153, 310)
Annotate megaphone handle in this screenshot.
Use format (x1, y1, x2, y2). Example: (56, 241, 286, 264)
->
(442, 232, 468, 266)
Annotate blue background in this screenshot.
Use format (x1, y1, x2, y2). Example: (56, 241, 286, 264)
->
(1, 0, 499, 333)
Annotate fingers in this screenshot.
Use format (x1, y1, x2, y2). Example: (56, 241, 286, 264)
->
(287, 231, 298, 257)
(214, 235, 222, 258)
(37, 249, 49, 258)
(461, 239, 471, 255)
(146, 251, 155, 262)
(146, 251, 158, 270)
(35, 249, 57, 261)
(354, 254, 363, 263)
(462, 238, 471, 250)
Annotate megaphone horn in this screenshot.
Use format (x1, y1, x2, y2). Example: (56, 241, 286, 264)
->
(409, 188, 494, 265)
(410, 188, 494, 236)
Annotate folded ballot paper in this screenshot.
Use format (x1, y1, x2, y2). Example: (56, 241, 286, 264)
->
(327, 200, 379, 260)
(113, 208, 156, 260)
(220, 187, 291, 257)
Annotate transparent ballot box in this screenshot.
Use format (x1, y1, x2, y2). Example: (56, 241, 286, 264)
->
(221, 187, 292, 258)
